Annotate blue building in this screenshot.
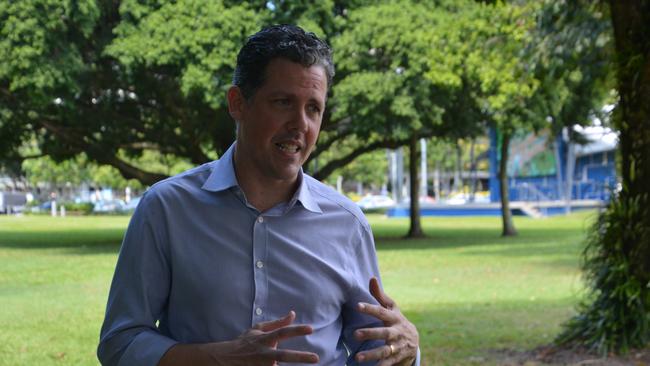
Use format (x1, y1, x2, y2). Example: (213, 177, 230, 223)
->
(488, 125, 617, 204)
(386, 122, 617, 218)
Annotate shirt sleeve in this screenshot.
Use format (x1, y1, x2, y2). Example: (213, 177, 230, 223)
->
(97, 191, 178, 366)
(413, 347, 421, 365)
(342, 221, 422, 366)
(341, 222, 388, 366)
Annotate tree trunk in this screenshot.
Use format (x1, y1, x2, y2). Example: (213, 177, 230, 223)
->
(610, 0, 650, 285)
(469, 138, 477, 203)
(453, 141, 463, 193)
(434, 161, 441, 201)
(499, 131, 517, 236)
(442, 145, 451, 198)
(407, 135, 425, 238)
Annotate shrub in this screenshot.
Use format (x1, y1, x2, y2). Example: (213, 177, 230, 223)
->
(557, 195, 650, 354)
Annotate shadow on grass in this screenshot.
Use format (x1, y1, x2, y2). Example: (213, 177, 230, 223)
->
(374, 227, 585, 250)
(374, 226, 586, 272)
(0, 229, 124, 254)
(460, 245, 583, 272)
(404, 297, 579, 365)
(1, 216, 588, 259)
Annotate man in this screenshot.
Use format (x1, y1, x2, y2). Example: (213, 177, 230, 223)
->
(98, 25, 419, 366)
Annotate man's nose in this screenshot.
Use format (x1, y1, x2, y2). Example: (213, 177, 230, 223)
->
(288, 107, 309, 132)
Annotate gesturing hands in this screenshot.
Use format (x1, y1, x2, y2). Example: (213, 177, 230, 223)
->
(214, 310, 319, 365)
(160, 285, 416, 366)
(159, 311, 319, 366)
(354, 277, 419, 366)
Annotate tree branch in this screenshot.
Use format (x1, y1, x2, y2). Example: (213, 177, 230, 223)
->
(306, 127, 353, 165)
(312, 136, 414, 181)
(118, 141, 177, 154)
(39, 119, 169, 185)
(20, 153, 48, 160)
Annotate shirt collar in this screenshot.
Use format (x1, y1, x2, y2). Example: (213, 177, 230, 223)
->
(201, 143, 238, 192)
(202, 142, 322, 214)
(291, 172, 322, 214)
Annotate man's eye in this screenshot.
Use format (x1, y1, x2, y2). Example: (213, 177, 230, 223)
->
(308, 105, 321, 114)
(274, 99, 291, 106)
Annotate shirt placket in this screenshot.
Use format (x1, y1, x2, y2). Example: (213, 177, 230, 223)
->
(251, 214, 269, 325)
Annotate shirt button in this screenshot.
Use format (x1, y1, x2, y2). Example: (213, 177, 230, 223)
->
(256, 260, 264, 269)
(257, 216, 264, 223)
(255, 307, 263, 316)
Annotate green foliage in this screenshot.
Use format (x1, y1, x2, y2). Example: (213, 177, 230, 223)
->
(318, 138, 388, 188)
(21, 149, 196, 191)
(107, 0, 261, 109)
(62, 201, 95, 214)
(0, 1, 255, 183)
(557, 196, 650, 354)
(425, 137, 490, 176)
(22, 156, 90, 187)
(332, 1, 449, 142)
(264, 0, 334, 38)
(0, 0, 99, 93)
(473, 3, 541, 134)
(0, 0, 613, 191)
(316, 0, 501, 185)
(529, 0, 613, 137)
(0, 0, 100, 163)
(0, 0, 382, 184)
(21, 154, 156, 190)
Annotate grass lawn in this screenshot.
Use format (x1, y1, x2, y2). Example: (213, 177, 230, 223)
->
(0, 211, 597, 365)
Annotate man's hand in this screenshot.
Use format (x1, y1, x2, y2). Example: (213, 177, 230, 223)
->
(220, 310, 319, 365)
(354, 278, 419, 366)
(159, 311, 319, 365)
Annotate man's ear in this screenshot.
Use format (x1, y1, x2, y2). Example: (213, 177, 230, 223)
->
(227, 86, 245, 121)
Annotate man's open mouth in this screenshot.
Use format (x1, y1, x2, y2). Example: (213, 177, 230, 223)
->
(276, 143, 300, 153)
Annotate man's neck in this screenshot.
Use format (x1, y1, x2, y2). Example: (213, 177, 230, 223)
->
(232, 153, 300, 213)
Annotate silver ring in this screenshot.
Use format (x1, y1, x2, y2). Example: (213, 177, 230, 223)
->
(389, 344, 396, 356)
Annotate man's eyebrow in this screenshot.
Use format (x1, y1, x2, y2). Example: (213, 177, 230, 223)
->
(310, 97, 325, 106)
(266, 90, 292, 97)
(267, 91, 324, 104)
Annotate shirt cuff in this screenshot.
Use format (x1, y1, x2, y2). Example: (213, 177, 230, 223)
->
(412, 347, 421, 366)
(119, 330, 178, 366)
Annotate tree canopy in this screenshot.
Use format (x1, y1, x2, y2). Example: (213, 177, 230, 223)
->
(0, 0, 613, 198)
(0, 0, 369, 185)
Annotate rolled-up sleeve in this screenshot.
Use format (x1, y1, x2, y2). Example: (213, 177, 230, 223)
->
(97, 191, 178, 366)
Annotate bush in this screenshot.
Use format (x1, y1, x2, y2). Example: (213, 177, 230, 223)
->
(63, 202, 94, 215)
(557, 195, 650, 354)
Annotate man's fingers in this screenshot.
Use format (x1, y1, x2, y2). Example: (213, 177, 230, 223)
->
(369, 277, 396, 309)
(262, 324, 314, 343)
(354, 326, 394, 341)
(254, 310, 296, 332)
(266, 349, 320, 364)
(355, 344, 393, 363)
(357, 302, 399, 323)
(377, 355, 401, 366)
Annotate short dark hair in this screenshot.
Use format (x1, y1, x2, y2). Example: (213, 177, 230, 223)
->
(233, 24, 334, 100)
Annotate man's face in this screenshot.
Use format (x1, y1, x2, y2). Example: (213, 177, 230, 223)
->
(228, 58, 327, 185)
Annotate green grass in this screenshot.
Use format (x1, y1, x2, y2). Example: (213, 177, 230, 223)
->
(0, 212, 597, 365)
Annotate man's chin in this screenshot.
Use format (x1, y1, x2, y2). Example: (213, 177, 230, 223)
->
(277, 171, 301, 181)
(272, 166, 302, 182)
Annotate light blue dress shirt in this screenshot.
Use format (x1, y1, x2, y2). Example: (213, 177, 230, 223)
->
(98, 143, 420, 366)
